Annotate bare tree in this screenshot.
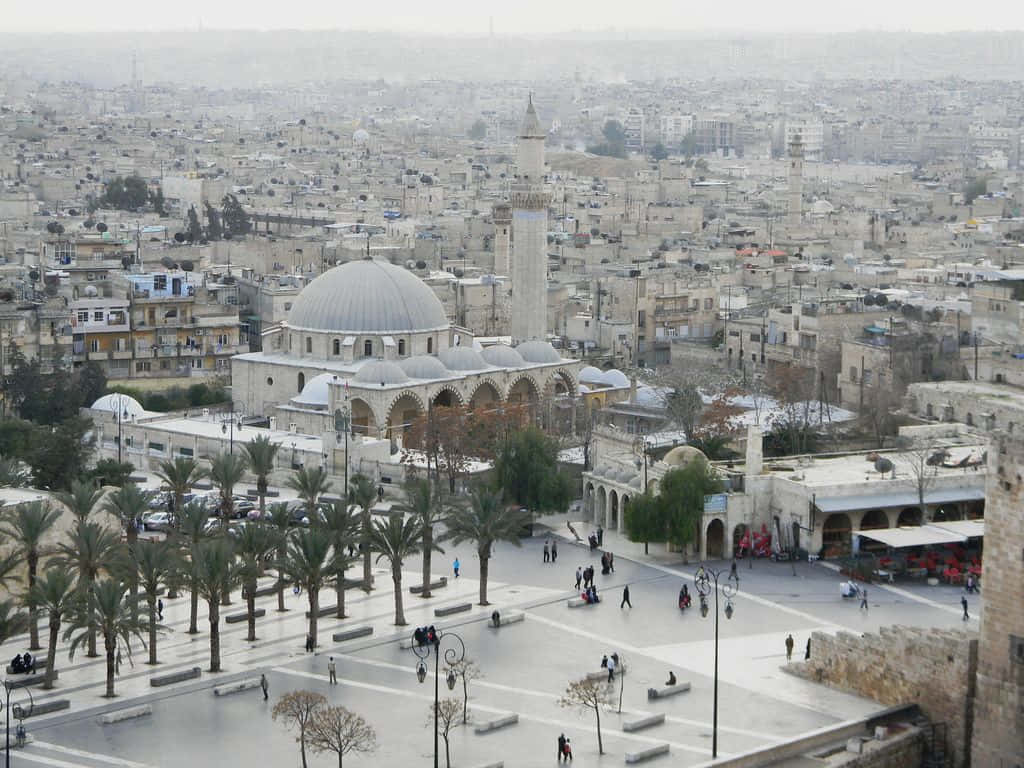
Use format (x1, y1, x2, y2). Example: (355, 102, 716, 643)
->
(427, 698, 464, 768)
(273, 690, 327, 768)
(559, 677, 613, 755)
(900, 439, 941, 520)
(309, 705, 377, 768)
(860, 385, 901, 448)
(447, 658, 482, 724)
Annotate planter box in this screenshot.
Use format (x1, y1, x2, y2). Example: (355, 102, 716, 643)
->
(151, 667, 201, 687)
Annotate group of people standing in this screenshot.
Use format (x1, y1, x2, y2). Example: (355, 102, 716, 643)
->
(543, 540, 559, 563)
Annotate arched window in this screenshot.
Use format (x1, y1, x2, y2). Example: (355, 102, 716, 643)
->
(305, 337, 312, 353)
(363, 339, 373, 357)
(297, 372, 305, 393)
(427, 337, 433, 354)
(398, 339, 406, 356)
(333, 338, 340, 355)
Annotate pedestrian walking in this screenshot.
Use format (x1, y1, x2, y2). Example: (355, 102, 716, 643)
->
(260, 673, 269, 701)
(961, 595, 969, 621)
(543, 541, 550, 563)
(157, 598, 164, 621)
(606, 653, 616, 682)
(328, 656, 337, 684)
(620, 584, 632, 609)
(859, 588, 868, 612)
(608, 552, 615, 572)
(551, 540, 558, 563)
(730, 559, 738, 580)
(785, 634, 794, 661)
(805, 637, 811, 660)
(562, 738, 573, 761)
(597, 525, 604, 546)
(305, 634, 315, 653)
(558, 733, 566, 762)
(115, 649, 123, 676)
(453, 557, 460, 578)
(574, 567, 582, 590)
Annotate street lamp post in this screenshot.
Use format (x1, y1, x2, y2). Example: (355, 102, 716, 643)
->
(220, 401, 243, 454)
(334, 402, 350, 500)
(694, 565, 739, 759)
(2, 678, 33, 767)
(113, 402, 129, 465)
(411, 628, 465, 768)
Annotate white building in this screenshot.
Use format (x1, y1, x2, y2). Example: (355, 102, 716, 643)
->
(660, 114, 694, 145)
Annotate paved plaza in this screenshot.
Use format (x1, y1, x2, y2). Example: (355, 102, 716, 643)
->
(5, 518, 982, 768)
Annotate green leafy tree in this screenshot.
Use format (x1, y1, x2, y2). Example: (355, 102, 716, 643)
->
(650, 142, 669, 161)
(0, 601, 27, 646)
(659, 459, 723, 558)
(102, 482, 149, 611)
(26, 417, 94, 490)
(680, 131, 697, 157)
(221, 193, 252, 237)
(134, 540, 177, 664)
(0, 500, 61, 650)
(63, 579, 150, 697)
(623, 491, 663, 554)
(494, 426, 573, 513)
(287, 466, 332, 523)
(0, 455, 28, 488)
(282, 528, 333, 648)
(242, 435, 280, 515)
(55, 521, 122, 657)
(396, 477, 445, 598)
(317, 501, 360, 619)
(468, 120, 488, 140)
(156, 456, 209, 516)
(204, 201, 222, 240)
(57, 478, 104, 523)
(27, 569, 77, 689)
(602, 120, 625, 144)
(444, 489, 531, 606)
(88, 458, 135, 487)
(100, 175, 150, 210)
(349, 473, 376, 591)
(190, 538, 242, 672)
(211, 452, 248, 526)
(150, 186, 166, 216)
(367, 514, 422, 626)
(185, 205, 203, 242)
(235, 524, 277, 641)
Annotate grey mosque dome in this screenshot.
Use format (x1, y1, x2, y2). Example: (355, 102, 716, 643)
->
(287, 259, 449, 334)
(399, 355, 450, 380)
(481, 344, 525, 368)
(291, 373, 333, 407)
(515, 340, 562, 364)
(353, 360, 410, 386)
(439, 346, 488, 371)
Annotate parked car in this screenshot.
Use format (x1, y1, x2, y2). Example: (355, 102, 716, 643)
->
(144, 512, 176, 532)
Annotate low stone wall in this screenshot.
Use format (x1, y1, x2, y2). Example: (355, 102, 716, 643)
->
(787, 625, 976, 768)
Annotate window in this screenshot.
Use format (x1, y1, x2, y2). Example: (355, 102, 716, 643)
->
(135, 361, 151, 373)
(297, 372, 305, 392)
(333, 339, 340, 355)
(191, 359, 203, 369)
(178, 447, 194, 457)
(93, 311, 104, 322)
(160, 360, 170, 370)
(864, 370, 873, 385)
(266, 376, 274, 386)
(77, 311, 88, 323)
(704, 298, 713, 310)
(154, 275, 167, 290)
(306, 337, 312, 353)
(398, 339, 406, 356)
(148, 442, 165, 453)
(364, 339, 373, 357)
(849, 366, 858, 382)
(89, 339, 99, 353)
(217, 334, 228, 346)
(284, 302, 292, 311)
(427, 337, 433, 354)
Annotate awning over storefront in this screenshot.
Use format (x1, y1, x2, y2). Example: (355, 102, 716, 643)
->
(928, 519, 985, 539)
(815, 487, 985, 514)
(857, 525, 968, 548)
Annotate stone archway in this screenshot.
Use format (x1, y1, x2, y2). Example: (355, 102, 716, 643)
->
(859, 509, 889, 530)
(349, 398, 377, 437)
(386, 392, 424, 442)
(469, 381, 501, 411)
(706, 518, 725, 559)
(608, 490, 619, 530)
(733, 523, 749, 555)
(431, 387, 463, 409)
(898, 507, 922, 527)
(596, 486, 607, 526)
(822, 513, 853, 557)
(508, 375, 540, 405)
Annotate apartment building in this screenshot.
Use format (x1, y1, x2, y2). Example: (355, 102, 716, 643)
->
(660, 114, 694, 145)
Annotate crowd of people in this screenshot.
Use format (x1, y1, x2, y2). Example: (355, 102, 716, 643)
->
(8, 652, 36, 674)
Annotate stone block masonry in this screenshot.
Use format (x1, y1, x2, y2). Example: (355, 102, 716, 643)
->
(787, 625, 976, 768)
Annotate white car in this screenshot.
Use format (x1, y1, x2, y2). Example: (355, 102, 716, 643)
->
(144, 512, 174, 532)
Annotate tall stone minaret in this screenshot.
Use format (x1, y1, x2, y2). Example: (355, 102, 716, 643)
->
(492, 202, 511, 276)
(510, 96, 550, 343)
(787, 131, 804, 227)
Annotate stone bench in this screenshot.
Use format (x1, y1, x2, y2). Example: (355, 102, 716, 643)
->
(151, 666, 201, 687)
(98, 705, 152, 724)
(332, 626, 373, 642)
(623, 713, 665, 732)
(253, 584, 279, 598)
(410, 577, 448, 594)
(488, 611, 525, 628)
(14, 671, 57, 687)
(585, 665, 627, 682)
(646, 683, 690, 700)
(625, 743, 669, 763)
(306, 605, 339, 618)
(473, 713, 518, 734)
(15, 699, 69, 719)
(434, 603, 472, 617)
(472, 763, 503, 768)
(344, 577, 374, 589)
(225, 609, 265, 624)
(213, 678, 262, 697)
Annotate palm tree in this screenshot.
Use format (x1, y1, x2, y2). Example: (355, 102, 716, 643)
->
(135, 540, 177, 665)
(27, 569, 77, 689)
(0, 600, 27, 645)
(0, 455, 29, 488)
(266, 503, 293, 613)
(396, 477, 446, 599)
(235, 524, 277, 642)
(287, 466, 333, 523)
(102, 482, 149, 612)
(349, 473, 376, 592)
(156, 457, 208, 598)
(64, 578, 149, 697)
(210, 452, 248, 525)
(57, 478, 105, 524)
(282, 528, 333, 649)
(367, 514, 422, 626)
(0, 500, 62, 650)
(444, 489, 531, 606)
(190, 539, 241, 672)
(175, 500, 213, 634)
(55, 521, 121, 657)
(317, 501, 360, 619)
(242, 435, 280, 516)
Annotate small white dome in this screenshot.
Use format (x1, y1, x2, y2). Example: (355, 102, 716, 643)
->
(84, 285, 98, 297)
(629, 475, 643, 489)
(399, 355, 449, 380)
(291, 373, 333, 407)
(92, 393, 145, 419)
(579, 366, 605, 383)
(603, 369, 630, 388)
(438, 346, 488, 371)
(353, 360, 409, 386)
(353, 129, 370, 144)
(515, 340, 561, 364)
(481, 344, 525, 368)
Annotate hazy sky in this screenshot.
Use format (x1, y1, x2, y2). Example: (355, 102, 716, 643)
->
(4, 0, 1024, 35)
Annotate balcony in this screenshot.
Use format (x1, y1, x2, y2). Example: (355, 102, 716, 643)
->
(87, 350, 110, 361)
(111, 349, 132, 360)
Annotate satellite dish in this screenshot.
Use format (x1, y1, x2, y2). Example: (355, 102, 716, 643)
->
(874, 457, 894, 476)
(28, 270, 39, 282)
(160, 256, 174, 269)
(180, 260, 194, 272)
(174, 232, 185, 243)
(96, 222, 108, 233)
